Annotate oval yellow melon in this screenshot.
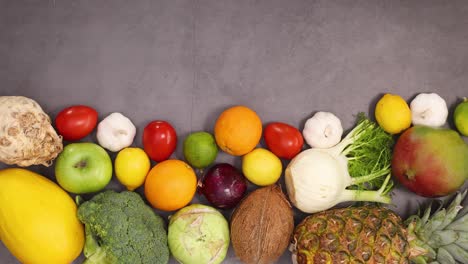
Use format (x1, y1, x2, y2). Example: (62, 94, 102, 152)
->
(0, 168, 84, 264)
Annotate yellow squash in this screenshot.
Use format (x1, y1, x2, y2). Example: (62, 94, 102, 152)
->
(0, 168, 84, 264)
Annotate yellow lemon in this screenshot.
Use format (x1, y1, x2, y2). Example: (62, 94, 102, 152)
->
(242, 148, 282, 186)
(115, 147, 151, 191)
(375, 93, 411, 134)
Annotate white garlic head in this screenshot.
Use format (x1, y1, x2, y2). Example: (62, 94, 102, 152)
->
(410, 93, 448, 127)
(96, 112, 136, 152)
(302, 111, 343, 149)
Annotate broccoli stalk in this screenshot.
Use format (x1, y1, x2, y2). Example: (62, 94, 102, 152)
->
(82, 225, 114, 264)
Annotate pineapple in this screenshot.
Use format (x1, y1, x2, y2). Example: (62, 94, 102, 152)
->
(291, 191, 468, 264)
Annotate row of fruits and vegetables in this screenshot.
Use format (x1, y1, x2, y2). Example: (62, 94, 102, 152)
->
(0, 93, 467, 264)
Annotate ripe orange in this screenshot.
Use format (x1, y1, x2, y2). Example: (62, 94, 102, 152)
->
(144, 159, 197, 211)
(214, 105, 262, 156)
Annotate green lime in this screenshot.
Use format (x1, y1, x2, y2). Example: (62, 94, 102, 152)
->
(454, 97, 468, 136)
(183, 132, 218, 169)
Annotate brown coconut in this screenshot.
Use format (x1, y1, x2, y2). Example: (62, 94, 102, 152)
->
(230, 185, 294, 264)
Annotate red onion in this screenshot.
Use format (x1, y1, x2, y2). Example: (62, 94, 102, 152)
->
(199, 163, 247, 209)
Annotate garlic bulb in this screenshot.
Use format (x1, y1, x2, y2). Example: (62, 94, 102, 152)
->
(302, 112, 343, 149)
(410, 93, 448, 127)
(96, 113, 136, 152)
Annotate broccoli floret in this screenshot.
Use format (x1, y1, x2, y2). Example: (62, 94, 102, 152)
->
(77, 190, 169, 264)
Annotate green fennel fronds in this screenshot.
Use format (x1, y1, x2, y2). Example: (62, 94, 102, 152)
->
(332, 113, 395, 194)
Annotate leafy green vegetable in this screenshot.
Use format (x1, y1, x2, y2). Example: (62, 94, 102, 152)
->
(77, 190, 169, 264)
(338, 113, 395, 194)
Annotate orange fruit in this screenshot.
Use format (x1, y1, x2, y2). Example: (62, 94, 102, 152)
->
(144, 159, 197, 211)
(214, 105, 262, 156)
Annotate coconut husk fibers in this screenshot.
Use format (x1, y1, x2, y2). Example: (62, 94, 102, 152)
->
(230, 185, 294, 264)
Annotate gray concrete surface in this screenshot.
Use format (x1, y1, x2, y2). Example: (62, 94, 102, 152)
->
(1, 0, 467, 263)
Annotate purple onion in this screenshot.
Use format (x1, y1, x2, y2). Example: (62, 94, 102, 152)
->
(199, 163, 247, 209)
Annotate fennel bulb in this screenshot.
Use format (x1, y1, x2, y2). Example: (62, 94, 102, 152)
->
(285, 113, 394, 213)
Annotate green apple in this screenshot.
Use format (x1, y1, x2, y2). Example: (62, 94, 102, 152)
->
(55, 142, 112, 194)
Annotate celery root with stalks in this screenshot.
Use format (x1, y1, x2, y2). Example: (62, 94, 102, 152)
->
(285, 113, 395, 213)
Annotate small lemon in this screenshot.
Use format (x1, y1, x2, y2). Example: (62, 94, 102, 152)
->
(375, 93, 411, 134)
(242, 148, 282, 186)
(454, 97, 468, 136)
(115, 147, 151, 191)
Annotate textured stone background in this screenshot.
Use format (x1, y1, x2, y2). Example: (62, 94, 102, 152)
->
(1, 0, 467, 263)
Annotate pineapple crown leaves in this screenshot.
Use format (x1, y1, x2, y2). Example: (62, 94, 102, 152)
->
(405, 190, 468, 264)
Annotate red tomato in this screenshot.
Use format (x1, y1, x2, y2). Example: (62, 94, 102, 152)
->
(264, 122, 303, 159)
(143, 121, 177, 162)
(55, 105, 98, 141)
